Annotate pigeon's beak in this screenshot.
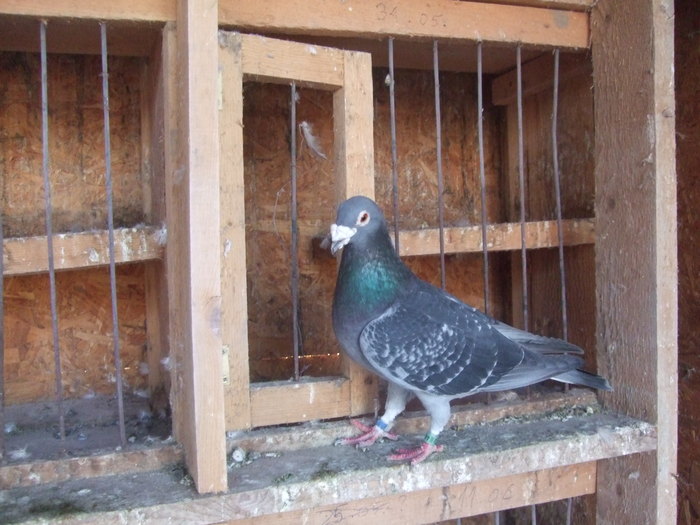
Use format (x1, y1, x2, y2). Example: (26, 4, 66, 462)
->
(330, 223, 357, 255)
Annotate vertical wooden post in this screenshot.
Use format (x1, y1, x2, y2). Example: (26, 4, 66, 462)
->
(592, 0, 677, 522)
(165, 0, 227, 494)
(142, 35, 170, 408)
(333, 50, 378, 416)
(219, 32, 252, 430)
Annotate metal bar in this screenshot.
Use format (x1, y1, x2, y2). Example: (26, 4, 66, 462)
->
(476, 42, 490, 315)
(290, 81, 301, 381)
(566, 496, 573, 525)
(516, 45, 529, 331)
(388, 38, 400, 253)
(531, 503, 537, 524)
(100, 22, 126, 447)
(432, 40, 446, 290)
(551, 49, 568, 342)
(40, 20, 66, 442)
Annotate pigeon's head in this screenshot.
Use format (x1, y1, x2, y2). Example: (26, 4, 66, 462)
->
(330, 196, 386, 255)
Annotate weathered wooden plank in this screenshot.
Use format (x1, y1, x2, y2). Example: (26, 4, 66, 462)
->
(221, 0, 590, 50)
(334, 50, 379, 417)
(19, 413, 655, 524)
(491, 52, 592, 106)
(250, 378, 351, 428)
(232, 463, 597, 524)
(474, 0, 593, 10)
(239, 33, 345, 90)
(0, 445, 182, 490)
(591, 0, 677, 523)
(0, 0, 174, 21)
(397, 219, 595, 257)
(168, 0, 227, 493)
(219, 32, 252, 431)
(2, 227, 164, 276)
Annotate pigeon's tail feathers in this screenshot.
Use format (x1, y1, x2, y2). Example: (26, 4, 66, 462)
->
(552, 369, 613, 391)
(492, 321, 584, 355)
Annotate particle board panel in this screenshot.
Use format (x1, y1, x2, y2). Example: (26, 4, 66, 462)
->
(221, 0, 590, 50)
(591, 0, 677, 523)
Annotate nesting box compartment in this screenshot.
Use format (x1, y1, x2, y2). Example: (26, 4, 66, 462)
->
(0, 1, 678, 524)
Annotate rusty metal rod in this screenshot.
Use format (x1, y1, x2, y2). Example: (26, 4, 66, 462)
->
(100, 22, 126, 447)
(477, 42, 490, 315)
(290, 81, 301, 381)
(516, 45, 529, 331)
(388, 38, 400, 253)
(433, 40, 447, 290)
(40, 20, 66, 442)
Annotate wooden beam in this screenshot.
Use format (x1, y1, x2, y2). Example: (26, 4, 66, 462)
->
(3, 227, 164, 276)
(219, 32, 252, 431)
(0, 445, 182, 490)
(237, 463, 597, 524)
(397, 219, 595, 257)
(221, 0, 590, 50)
(591, 0, 677, 523)
(491, 52, 592, 106)
(0, 0, 174, 21)
(250, 378, 351, 428)
(334, 50, 379, 417)
(240, 33, 345, 90)
(167, 0, 226, 493)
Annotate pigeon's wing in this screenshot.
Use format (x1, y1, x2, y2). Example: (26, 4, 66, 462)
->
(490, 320, 584, 355)
(359, 285, 526, 396)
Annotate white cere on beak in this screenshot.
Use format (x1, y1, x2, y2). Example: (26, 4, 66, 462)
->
(330, 223, 357, 255)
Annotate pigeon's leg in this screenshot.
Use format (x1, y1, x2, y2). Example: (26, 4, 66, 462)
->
(388, 393, 449, 464)
(339, 383, 410, 447)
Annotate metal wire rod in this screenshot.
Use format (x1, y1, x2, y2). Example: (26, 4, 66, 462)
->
(388, 38, 400, 253)
(40, 20, 66, 442)
(100, 22, 126, 447)
(551, 49, 568, 342)
(432, 40, 446, 290)
(290, 81, 301, 381)
(0, 130, 4, 460)
(476, 42, 490, 315)
(516, 45, 529, 331)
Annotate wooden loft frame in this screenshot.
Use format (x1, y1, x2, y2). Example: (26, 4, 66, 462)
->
(0, 2, 676, 523)
(218, 32, 378, 431)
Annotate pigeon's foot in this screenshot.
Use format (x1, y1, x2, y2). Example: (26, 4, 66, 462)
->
(338, 419, 399, 447)
(387, 442, 444, 464)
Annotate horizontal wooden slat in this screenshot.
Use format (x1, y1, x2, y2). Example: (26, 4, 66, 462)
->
(239, 33, 345, 89)
(222, 0, 590, 50)
(474, 0, 594, 11)
(238, 463, 597, 524)
(0, 0, 174, 21)
(0, 445, 182, 490)
(3, 226, 165, 276)
(250, 377, 351, 427)
(491, 51, 592, 106)
(398, 218, 594, 257)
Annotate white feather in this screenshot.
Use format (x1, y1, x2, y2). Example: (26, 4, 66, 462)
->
(299, 121, 327, 159)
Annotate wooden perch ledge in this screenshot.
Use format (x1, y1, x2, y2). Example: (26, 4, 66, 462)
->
(3, 226, 165, 276)
(0, 390, 656, 523)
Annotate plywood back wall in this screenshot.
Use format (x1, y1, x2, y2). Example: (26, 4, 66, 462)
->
(1, 51, 147, 404)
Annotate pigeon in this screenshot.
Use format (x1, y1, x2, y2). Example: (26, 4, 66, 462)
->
(330, 195, 611, 464)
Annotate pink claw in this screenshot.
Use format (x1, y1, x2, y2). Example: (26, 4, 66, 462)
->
(387, 442, 444, 464)
(339, 419, 399, 447)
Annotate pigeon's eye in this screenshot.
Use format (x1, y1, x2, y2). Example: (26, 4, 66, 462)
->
(357, 211, 370, 226)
